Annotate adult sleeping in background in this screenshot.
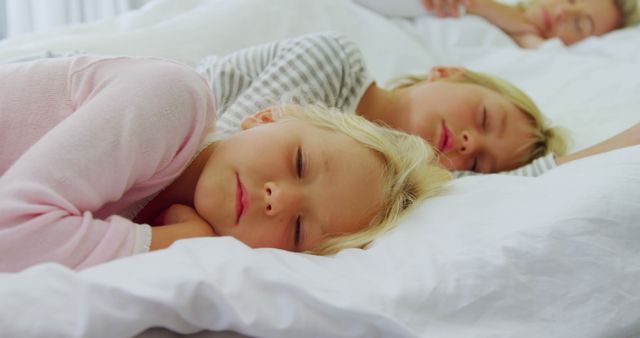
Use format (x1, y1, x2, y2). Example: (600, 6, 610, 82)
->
(354, 0, 640, 48)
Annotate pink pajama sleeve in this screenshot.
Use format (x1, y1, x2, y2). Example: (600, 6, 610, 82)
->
(0, 56, 215, 272)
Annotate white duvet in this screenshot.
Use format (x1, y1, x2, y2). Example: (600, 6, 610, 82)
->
(1, 0, 639, 337)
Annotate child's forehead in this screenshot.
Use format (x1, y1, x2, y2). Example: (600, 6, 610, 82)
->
(271, 114, 381, 160)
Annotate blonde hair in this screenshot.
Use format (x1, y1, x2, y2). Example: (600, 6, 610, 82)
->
(272, 104, 451, 255)
(614, 0, 640, 28)
(388, 68, 567, 165)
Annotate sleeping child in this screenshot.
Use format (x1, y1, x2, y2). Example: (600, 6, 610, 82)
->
(0, 55, 450, 272)
(198, 32, 567, 176)
(199, 31, 640, 178)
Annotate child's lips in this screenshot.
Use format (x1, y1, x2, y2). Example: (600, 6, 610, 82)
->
(235, 174, 248, 224)
(542, 8, 552, 32)
(437, 121, 454, 153)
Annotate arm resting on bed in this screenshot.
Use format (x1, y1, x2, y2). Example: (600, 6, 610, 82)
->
(556, 123, 640, 165)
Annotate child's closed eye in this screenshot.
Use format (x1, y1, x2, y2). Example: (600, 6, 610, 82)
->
(296, 146, 304, 178)
(293, 215, 303, 249)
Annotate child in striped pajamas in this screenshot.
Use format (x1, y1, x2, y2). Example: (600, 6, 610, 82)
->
(197, 31, 639, 177)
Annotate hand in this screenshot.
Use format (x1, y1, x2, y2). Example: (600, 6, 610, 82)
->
(149, 204, 217, 251)
(421, 0, 472, 17)
(431, 0, 540, 37)
(421, 0, 484, 18)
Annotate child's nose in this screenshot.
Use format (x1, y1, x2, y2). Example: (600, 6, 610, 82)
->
(458, 130, 478, 155)
(263, 181, 298, 217)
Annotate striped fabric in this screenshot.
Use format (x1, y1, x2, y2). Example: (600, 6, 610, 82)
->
(454, 153, 557, 178)
(196, 32, 370, 138)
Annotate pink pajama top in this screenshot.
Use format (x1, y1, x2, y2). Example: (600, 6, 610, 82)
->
(0, 56, 216, 272)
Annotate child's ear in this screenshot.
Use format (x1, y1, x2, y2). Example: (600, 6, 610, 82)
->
(240, 108, 275, 130)
(428, 66, 465, 81)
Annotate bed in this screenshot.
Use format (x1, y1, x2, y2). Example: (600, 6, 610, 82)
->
(1, 0, 639, 337)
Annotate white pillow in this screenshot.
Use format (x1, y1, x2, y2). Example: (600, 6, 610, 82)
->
(390, 15, 516, 65)
(569, 24, 640, 62)
(0, 0, 436, 82)
(2, 146, 640, 338)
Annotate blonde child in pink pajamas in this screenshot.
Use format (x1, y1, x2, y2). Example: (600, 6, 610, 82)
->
(0, 56, 450, 272)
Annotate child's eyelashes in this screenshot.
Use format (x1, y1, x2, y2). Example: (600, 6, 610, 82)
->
(470, 106, 489, 172)
(478, 105, 489, 132)
(467, 106, 487, 172)
(294, 215, 303, 248)
(296, 146, 304, 178)
(294, 146, 305, 249)
(469, 157, 478, 172)
(482, 106, 488, 130)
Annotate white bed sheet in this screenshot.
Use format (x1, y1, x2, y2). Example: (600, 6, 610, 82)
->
(1, 0, 639, 337)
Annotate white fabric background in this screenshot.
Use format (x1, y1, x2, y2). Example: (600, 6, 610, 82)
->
(3, 0, 152, 38)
